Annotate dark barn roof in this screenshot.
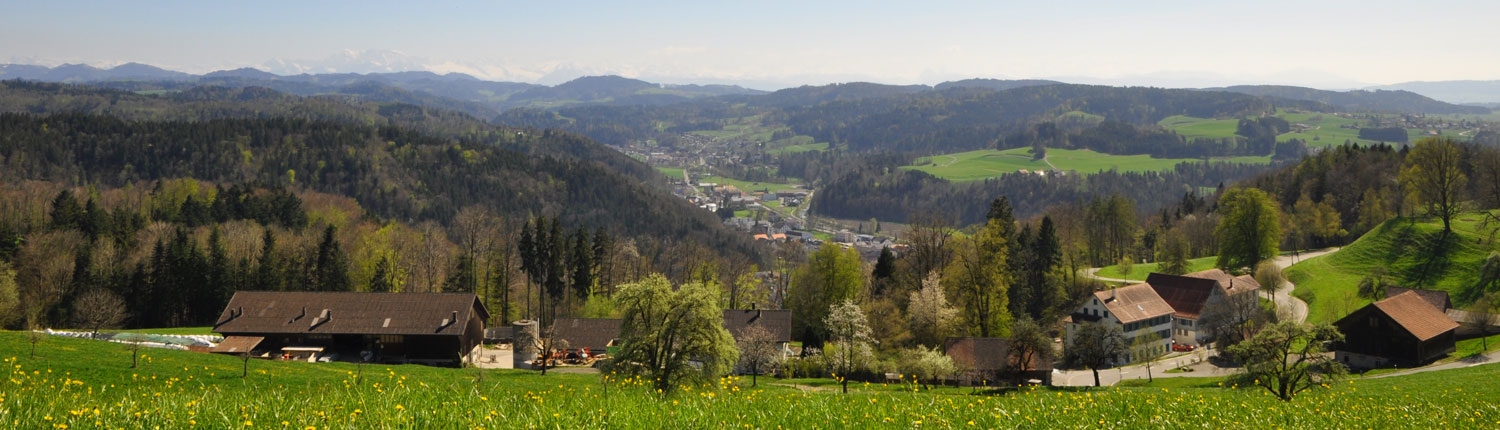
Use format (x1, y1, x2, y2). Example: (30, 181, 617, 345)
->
(944, 337, 1052, 372)
(723, 309, 792, 343)
(1145, 273, 1219, 319)
(551, 318, 622, 351)
(213, 291, 488, 336)
(1385, 286, 1451, 311)
(945, 337, 1011, 372)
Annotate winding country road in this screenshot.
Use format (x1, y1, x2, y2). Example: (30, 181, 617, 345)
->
(1261, 247, 1340, 323)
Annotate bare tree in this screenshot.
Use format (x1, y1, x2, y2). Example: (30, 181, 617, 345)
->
(1132, 331, 1165, 382)
(16, 230, 83, 326)
(1465, 295, 1496, 353)
(904, 212, 956, 282)
(126, 339, 144, 369)
(453, 207, 499, 300)
(71, 288, 129, 336)
(404, 221, 453, 292)
(736, 325, 781, 387)
(26, 325, 43, 359)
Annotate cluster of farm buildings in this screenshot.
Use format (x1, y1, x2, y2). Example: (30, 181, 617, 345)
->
(193, 267, 1488, 383)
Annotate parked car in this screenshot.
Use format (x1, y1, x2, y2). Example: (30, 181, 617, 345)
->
(1171, 343, 1195, 352)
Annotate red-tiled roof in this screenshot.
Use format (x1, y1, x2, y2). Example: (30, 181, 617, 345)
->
(1371, 291, 1460, 341)
(1092, 283, 1173, 324)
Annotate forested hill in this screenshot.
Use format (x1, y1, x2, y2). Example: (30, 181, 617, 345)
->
(0, 81, 662, 185)
(0, 83, 763, 266)
(1214, 85, 1489, 115)
(499, 83, 1296, 153)
(781, 84, 1279, 153)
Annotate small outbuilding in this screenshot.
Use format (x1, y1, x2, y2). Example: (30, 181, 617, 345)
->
(1334, 291, 1459, 369)
(944, 337, 1053, 386)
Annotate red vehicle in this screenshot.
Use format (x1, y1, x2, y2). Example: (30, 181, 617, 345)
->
(1172, 343, 1195, 352)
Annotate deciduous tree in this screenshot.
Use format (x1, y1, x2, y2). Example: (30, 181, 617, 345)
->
(1215, 188, 1282, 271)
(614, 274, 738, 394)
(907, 272, 958, 347)
(1400, 136, 1467, 233)
(788, 245, 864, 344)
(735, 325, 781, 387)
(70, 288, 128, 336)
(824, 299, 874, 394)
(1228, 322, 1347, 401)
(1064, 322, 1127, 387)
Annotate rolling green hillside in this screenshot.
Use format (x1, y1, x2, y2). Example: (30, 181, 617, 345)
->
(1287, 212, 1498, 324)
(2, 331, 1498, 428)
(901, 147, 1269, 182)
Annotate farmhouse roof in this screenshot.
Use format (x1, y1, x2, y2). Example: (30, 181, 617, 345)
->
(210, 336, 264, 354)
(943, 337, 1052, 372)
(1370, 291, 1460, 341)
(551, 318, 622, 351)
(213, 291, 487, 337)
(1092, 283, 1174, 324)
(944, 337, 1010, 372)
(1182, 269, 1261, 295)
(1384, 286, 1451, 311)
(1145, 273, 1219, 319)
(723, 309, 792, 343)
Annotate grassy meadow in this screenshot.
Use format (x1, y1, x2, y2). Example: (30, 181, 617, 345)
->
(1157, 110, 1431, 149)
(3, 331, 1499, 428)
(902, 148, 1267, 182)
(654, 166, 686, 181)
(1094, 256, 1219, 282)
(1287, 212, 1498, 324)
(699, 176, 802, 193)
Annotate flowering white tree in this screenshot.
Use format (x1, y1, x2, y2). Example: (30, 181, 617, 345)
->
(824, 299, 873, 394)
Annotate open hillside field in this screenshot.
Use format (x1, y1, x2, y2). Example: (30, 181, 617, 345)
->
(1287, 212, 1498, 324)
(2, 332, 1499, 428)
(1158, 115, 1240, 139)
(903, 148, 1267, 182)
(1158, 111, 1431, 149)
(1095, 256, 1219, 282)
(699, 175, 802, 193)
(767, 140, 828, 155)
(654, 166, 686, 181)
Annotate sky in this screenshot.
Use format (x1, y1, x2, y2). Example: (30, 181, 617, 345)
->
(2, 0, 1498, 90)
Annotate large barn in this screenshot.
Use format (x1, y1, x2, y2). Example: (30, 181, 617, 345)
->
(211, 291, 488, 366)
(1334, 291, 1459, 369)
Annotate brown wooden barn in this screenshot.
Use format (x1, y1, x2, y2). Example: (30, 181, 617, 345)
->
(944, 337, 1053, 386)
(1334, 291, 1459, 369)
(212, 291, 488, 366)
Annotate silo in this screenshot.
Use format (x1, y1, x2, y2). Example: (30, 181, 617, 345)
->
(512, 320, 539, 370)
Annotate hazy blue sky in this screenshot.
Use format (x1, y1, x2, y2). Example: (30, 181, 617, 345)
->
(3, 0, 1496, 89)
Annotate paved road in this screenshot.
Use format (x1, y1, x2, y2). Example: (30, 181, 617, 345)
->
(1371, 353, 1500, 379)
(1262, 247, 1340, 323)
(1053, 348, 1224, 386)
